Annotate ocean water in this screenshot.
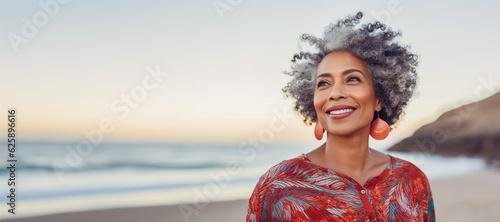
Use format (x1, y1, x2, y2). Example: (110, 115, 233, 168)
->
(0, 141, 488, 219)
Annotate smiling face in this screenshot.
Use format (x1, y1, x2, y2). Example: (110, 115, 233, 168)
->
(314, 51, 381, 137)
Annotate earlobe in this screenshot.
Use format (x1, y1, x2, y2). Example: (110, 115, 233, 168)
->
(375, 98, 382, 111)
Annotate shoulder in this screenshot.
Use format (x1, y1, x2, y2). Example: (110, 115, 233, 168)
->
(387, 156, 435, 219)
(247, 154, 313, 220)
(389, 155, 433, 195)
(390, 155, 428, 179)
(256, 154, 312, 185)
(251, 154, 322, 194)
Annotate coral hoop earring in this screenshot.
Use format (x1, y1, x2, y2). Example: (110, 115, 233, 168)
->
(370, 112, 390, 140)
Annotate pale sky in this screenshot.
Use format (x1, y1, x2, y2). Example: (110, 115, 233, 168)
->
(1, 0, 499, 147)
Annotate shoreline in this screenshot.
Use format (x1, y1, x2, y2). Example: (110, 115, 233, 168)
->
(2, 169, 499, 222)
(0, 199, 249, 222)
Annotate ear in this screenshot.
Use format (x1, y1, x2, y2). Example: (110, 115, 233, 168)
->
(375, 97, 382, 112)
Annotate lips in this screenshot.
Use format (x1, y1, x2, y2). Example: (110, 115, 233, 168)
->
(326, 105, 356, 119)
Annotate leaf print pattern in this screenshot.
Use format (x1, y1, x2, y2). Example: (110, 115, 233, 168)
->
(247, 154, 435, 221)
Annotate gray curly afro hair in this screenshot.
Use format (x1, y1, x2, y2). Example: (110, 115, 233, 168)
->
(282, 11, 418, 129)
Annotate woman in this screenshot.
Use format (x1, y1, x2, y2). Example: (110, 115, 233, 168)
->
(247, 12, 435, 221)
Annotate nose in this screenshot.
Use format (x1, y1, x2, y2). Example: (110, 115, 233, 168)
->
(329, 83, 347, 101)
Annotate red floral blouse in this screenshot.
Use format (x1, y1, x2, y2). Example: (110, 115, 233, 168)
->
(247, 154, 435, 221)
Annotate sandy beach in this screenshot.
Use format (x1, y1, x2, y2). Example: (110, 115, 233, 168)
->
(2, 169, 499, 222)
(430, 169, 500, 222)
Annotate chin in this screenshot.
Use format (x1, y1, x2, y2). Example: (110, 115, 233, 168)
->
(325, 125, 368, 137)
(325, 129, 357, 137)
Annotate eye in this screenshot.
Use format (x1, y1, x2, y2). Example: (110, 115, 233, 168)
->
(317, 80, 329, 88)
(347, 76, 360, 82)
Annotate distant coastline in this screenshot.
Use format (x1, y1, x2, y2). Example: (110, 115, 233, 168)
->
(389, 92, 500, 168)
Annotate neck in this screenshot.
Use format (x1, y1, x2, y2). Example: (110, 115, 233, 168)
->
(321, 126, 372, 175)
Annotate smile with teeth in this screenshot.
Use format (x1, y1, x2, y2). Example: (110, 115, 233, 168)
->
(328, 109, 354, 114)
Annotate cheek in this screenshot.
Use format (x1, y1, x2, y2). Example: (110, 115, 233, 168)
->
(313, 90, 327, 111)
(313, 94, 321, 112)
(356, 87, 377, 108)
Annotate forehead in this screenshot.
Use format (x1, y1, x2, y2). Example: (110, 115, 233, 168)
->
(316, 51, 369, 76)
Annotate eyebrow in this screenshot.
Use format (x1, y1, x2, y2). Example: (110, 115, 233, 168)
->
(316, 69, 365, 80)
